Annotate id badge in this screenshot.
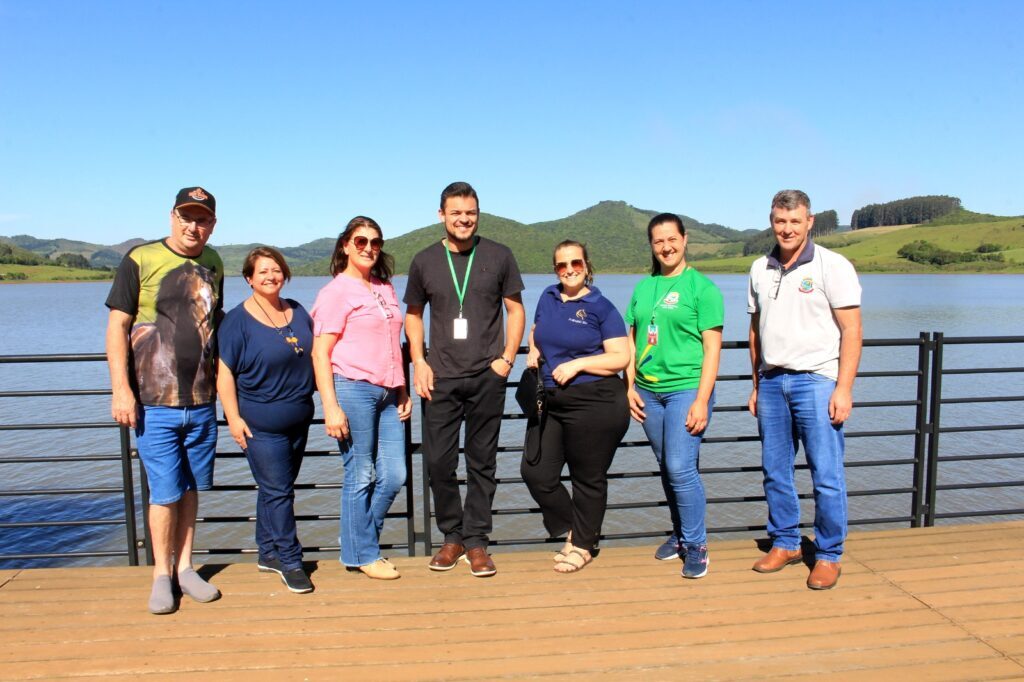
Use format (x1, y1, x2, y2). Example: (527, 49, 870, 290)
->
(647, 324, 659, 345)
(453, 316, 468, 340)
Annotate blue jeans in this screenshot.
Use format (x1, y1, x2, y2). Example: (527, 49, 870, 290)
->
(334, 377, 407, 567)
(244, 423, 308, 570)
(637, 387, 714, 547)
(135, 404, 217, 505)
(757, 370, 847, 561)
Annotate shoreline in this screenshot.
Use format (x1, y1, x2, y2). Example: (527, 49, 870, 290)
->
(5, 267, 1024, 284)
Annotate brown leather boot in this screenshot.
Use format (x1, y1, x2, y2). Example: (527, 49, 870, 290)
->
(752, 547, 803, 573)
(807, 560, 842, 590)
(428, 543, 465, 571)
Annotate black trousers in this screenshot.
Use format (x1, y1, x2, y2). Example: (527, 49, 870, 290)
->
(521, 376, 629, 551)
(422, 368, 506, 549)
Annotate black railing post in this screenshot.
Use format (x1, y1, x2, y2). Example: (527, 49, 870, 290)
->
(420, 395, 434, 557)
(138, 464, 155, 566)
(924, 331, 944, 527)
(909, 332, 931, 527)
(117, 425, 140, 566)
(401, 346, 416, 557)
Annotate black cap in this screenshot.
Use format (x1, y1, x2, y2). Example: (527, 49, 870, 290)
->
(174, 187, 216, 216)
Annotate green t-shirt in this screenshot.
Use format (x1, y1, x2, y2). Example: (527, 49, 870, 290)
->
(625, 268, 724, 392)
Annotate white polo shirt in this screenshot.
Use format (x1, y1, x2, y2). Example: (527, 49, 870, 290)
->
(747, 241, 861, 380)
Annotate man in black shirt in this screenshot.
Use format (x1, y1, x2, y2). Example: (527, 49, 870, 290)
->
(404, 182, 525, 576)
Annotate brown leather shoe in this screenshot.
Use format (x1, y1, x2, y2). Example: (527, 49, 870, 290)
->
(465, 547, 497, 577)
(752, 547, 804, 573)
(807, 560, 842, 590)
(428, 543, 465, 571)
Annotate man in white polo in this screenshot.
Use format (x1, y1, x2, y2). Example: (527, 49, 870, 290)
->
(747, 189, 862, 590)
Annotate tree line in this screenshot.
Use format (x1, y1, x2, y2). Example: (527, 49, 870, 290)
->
(851, 196, 961, 229)
(742, 210, 838, 256)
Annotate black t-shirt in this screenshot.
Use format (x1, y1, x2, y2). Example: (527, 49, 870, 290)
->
(404, 237, 524, 378)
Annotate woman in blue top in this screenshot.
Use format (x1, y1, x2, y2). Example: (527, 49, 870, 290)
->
(523, 240, 630, 573)
(625, 213, 724, 579)
(217, 247, 315, 594)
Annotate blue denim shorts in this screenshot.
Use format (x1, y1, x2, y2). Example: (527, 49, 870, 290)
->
(135, 404, 218, 505)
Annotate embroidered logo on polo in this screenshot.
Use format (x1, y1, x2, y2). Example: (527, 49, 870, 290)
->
(189, 188, 209, 201)
(568, 308, 589, 326)
(799, 277, 814, 294)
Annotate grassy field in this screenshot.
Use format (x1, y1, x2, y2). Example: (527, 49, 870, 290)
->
(696, 216, 1024, 274)
(0, 263, 113, 283)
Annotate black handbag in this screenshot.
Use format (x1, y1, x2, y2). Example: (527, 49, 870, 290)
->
(515, 364, 547, 466)
(515, 366, 545, 419)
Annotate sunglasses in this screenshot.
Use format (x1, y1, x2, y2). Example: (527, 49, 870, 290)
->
(350, 236, 384, 251)
(554, 259, 585, 274)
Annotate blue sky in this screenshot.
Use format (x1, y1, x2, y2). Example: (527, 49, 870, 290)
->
(1, 1, 1022, 247)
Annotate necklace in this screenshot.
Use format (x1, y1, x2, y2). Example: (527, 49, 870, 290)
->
(252, 296, 304, 356)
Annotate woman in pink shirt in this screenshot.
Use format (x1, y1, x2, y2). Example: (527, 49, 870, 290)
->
(311, 216, 412, 580)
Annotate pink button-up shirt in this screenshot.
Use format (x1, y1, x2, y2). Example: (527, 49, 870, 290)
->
(311, 274, 405, 389)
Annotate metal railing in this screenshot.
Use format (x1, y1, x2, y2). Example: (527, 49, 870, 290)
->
(1, 333, 1021, 566)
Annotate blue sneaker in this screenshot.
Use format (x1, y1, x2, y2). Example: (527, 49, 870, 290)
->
(654, 535, 682, 561)
(682, 544, 709, 579)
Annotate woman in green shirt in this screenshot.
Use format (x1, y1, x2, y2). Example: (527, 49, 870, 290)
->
(625, 213, 724, 579)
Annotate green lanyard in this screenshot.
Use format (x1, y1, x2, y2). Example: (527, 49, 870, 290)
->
(649, 268, 688, 325)
(444, 239, 476, 317)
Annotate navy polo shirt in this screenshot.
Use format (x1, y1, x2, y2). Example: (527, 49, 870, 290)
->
(532, 284, 628, 389)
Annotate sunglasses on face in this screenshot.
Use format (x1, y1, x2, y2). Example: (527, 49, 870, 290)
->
(350, 236, 384, 251)
(554, 259, 585, 274)
(174, 210, 215, 230)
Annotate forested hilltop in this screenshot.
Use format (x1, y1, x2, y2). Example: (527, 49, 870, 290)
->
(4, 196, 1023, 281)
(293, 200, 757, 276)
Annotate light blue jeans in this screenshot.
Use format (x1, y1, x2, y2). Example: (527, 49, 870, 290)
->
(757, 370, 847, 561)
(637, 387, 715, 548)
(135, 404, 217, 505)
(334, 376, 407, 567)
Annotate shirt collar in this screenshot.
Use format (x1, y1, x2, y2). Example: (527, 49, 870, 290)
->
(543, 284, 602, 302)
(766, 238, 816, 271)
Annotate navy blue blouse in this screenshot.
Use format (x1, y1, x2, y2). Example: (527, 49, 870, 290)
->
(218, 299, 315, 432)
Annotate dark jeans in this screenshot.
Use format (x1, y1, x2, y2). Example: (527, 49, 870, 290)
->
(244, 421, 309, 570)
(521, 376, 629, 551)
(422, 368, 506, 549)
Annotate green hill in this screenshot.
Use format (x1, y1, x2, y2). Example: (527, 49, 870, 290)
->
(295, 200, 752, 276)
(692, 215, 1024, 274)
(8, 205, 1021, 282)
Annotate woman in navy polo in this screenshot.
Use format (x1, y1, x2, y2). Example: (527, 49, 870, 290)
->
(523, 240, 630, 572)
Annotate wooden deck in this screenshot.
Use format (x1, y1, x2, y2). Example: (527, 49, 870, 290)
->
(1, 521, 1023, 680)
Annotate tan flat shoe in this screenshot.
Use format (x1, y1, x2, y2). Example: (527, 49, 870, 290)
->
(359, 558, 400, 580)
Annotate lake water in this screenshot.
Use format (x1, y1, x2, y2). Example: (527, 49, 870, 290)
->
(1, 273, 1022, 567)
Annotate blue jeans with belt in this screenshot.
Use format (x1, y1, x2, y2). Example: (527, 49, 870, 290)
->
(637, 387, 714, 548)
(334, 376, 407, 567)
(757, 370, 847, 561)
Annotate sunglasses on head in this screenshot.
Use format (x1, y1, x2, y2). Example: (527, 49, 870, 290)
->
(554, 259, 585, 274)
(350, 235, 384, 251)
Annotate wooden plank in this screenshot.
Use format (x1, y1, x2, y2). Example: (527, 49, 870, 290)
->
(0, 604, 946, 664)
(1, 522, 1023, 679)
(0, 622, 984, 678)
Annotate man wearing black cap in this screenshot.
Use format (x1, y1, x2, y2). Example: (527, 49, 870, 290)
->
(105, 187, 224, 613)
